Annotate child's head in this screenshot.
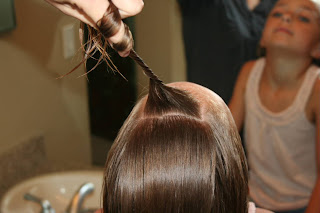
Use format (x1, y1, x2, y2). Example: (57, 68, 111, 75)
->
(260, 0, 320, 60)
(102, 81, 248, 213)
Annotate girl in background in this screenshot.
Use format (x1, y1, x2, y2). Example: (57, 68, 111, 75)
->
(229, 0, 320, 212)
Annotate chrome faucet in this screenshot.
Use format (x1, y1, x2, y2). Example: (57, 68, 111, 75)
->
(24, 193, 55, 213)
(65, 182, 95, 213)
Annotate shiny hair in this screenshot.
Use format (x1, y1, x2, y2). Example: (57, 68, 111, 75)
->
(77, 1, 248, 212)
(102, 81, 248, 213)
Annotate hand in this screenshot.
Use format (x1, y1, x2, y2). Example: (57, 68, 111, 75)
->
(45, 0, 144, 56)
(45, 0, 109, 28)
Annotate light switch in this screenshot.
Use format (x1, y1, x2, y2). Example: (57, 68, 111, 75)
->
(61, 24, 76, 59)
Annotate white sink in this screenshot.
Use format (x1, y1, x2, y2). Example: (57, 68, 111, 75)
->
(0, 170, 103, 213)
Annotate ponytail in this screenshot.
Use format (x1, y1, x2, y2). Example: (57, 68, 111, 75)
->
(73, 0, 199, 118)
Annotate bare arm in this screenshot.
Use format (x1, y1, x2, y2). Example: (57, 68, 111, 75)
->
(228, 60, 255, 131)
(305, 79, 320, 213)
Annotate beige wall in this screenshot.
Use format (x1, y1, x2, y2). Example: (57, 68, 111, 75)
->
(135, 0, 186, 97)
(0, 0, 185, 167)
(0, 0, 91, 166)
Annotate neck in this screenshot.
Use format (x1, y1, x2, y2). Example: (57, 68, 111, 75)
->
(263, 50, 313, 88)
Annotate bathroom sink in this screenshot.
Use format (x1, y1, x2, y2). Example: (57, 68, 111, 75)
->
(0, 170, 103, 213)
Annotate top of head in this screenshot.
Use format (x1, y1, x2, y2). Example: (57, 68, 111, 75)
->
(138, 81, 228, 120)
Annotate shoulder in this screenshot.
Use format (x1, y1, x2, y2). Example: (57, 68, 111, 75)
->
(310, 76, 320, 115)
(229, 59, 257, 105)
(248, 202, 274, 213)
(241, 60, 257, 74)
(236, 59, 257, 87)
(256, 208, 275, 213)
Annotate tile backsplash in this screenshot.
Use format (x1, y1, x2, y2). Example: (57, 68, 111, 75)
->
(0, 135, 47, 200)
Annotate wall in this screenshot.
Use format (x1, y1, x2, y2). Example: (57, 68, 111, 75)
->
(0, 0, 91, 166)
(135, 0, 186, 96)
(0, 0, 185, 167)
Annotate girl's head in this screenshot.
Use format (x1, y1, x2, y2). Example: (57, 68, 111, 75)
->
(102, 81, 248, 213)
(260, 0, 320, 60)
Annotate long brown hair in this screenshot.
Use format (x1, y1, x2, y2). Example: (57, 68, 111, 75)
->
(78, 1, 248, 212)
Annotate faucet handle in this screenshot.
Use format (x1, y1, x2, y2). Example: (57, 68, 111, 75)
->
(65, 182, 95, 213)
(24, 193, 56, 213)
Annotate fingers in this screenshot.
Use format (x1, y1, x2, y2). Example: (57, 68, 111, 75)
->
(45, 0, 96, 27)
(68, 0, 109, 24)
(46, 0, 144, 27)
(112, 0, 144, 18)
(45, 0, 107, 27)
(45, 0, 137, 57)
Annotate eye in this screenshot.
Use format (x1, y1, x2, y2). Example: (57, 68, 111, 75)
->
(299, 16, 310, 23)
(271, 11, 283, 18)
(298, 16, 310, 22)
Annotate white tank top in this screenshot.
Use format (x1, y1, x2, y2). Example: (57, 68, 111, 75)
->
(244, 58, 319, 211)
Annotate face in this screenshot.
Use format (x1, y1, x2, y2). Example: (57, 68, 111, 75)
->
(260, 0, 320, 57)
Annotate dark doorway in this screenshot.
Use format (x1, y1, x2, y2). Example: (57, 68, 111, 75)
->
(86, 18, 137, 166)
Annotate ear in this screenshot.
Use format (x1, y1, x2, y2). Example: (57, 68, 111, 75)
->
(311, 42, 320, 59)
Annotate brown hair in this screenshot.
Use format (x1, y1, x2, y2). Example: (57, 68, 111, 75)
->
(78, 1, 248, 212)
(103, 82, 249, 212)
